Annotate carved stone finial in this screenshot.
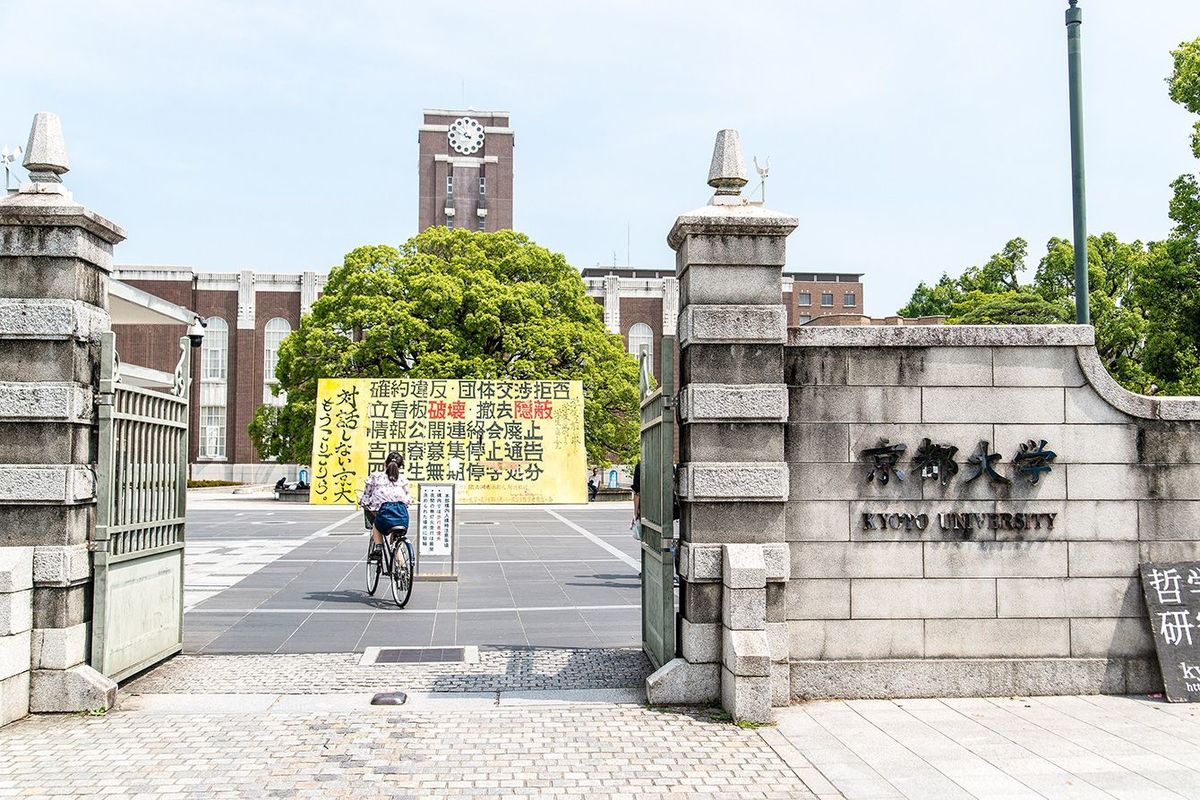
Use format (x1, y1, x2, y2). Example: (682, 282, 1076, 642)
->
(707, 129, 748, 197)
(22, 112, 69, 184)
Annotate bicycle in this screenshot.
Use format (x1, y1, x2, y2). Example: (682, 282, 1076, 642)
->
(363, 510, 415, 608)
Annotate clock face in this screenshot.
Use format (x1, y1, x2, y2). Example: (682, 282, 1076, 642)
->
(448, 117, 485, 155)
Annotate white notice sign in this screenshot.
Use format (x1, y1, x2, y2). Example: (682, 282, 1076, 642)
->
(418, 483, 455, 557)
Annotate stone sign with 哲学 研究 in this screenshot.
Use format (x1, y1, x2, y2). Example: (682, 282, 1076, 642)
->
(1139, 562, 1200, 702)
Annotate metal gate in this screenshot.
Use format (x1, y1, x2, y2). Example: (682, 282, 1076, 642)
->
(91, 331, 191, 680)
(639, 336, 676, 668)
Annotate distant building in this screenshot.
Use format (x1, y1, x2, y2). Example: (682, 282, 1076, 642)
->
(110, 108, 869, 483)
(580, 266, 864, 383)
(800, 313, 945, 327)
(418, 109, 514, 232)
(112, 267, 324, 483)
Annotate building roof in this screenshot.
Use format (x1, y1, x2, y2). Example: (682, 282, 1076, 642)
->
(580, 265, 674, 279)
(109, 279, 196, 326)
(422, 108, 510, 118)
(578, 264, 863, 281)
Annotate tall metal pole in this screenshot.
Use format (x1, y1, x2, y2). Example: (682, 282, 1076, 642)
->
(1066, 0, 1090, 324)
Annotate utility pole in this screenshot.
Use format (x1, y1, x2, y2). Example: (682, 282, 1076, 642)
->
(1066, 0, 1090, 324)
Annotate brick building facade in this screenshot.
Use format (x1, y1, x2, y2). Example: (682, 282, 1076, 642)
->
(418, 110, 514, 232)
(113, 264, 864, 482)
(112, 267, 324, 483)
(109, 109, 867, 482)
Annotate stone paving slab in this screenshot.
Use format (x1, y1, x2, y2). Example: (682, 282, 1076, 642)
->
(120, 687, 648, 713)
(125, 647, 652, 694)
(182, 506, 644, 653)
(7, 638, 1200, 800)
(776, 695, 1200, 800)
(0, 704, 816, 799)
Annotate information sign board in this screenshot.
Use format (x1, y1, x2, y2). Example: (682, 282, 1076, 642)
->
(1139, 561, 1200, 702)
(418, 483, 455, 558)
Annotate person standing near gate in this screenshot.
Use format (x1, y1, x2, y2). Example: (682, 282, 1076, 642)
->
(360, 451, 413, 561)
(630, 462, 640, 540)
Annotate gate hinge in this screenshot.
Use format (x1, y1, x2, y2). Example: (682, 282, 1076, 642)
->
(662, 393, 674, 409)
(95, 394, 115, 406)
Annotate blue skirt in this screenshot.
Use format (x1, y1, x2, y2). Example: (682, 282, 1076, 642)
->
(374, 502, 409, 533)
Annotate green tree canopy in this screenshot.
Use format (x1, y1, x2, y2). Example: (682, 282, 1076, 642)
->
(947, 290, 1071, 326)
(1169, 37, 1200, 159)
(897, 233, 1153, 392)
(897, 238, 1029, 319)
(250, 228, 641, 465)
(894, 37, 1200, 397)
(1138, 38, 1200, 395)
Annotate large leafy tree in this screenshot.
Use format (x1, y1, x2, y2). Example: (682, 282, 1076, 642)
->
(250, 228, 641, 465)
(896, 234, 1151, 391)
(895, 37, 1200, 397)
(898, 238, 1029, 318)
(1138, 38, 1200, 395)
(1169, 37, 1200, 160)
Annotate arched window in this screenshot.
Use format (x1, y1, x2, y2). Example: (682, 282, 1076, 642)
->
(263, 318, 291, 405)
(627, 322, 654, 366)
(199, 317, 228, 459)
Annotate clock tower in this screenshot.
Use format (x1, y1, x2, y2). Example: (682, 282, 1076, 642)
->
(418, 109, 514, 233)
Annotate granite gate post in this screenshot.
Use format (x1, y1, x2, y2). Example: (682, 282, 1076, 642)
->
(0, 113, 120, 721)
(645, 129, 797, 723)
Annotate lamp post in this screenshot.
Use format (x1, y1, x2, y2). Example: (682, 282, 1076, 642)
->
(1066, 0, 1090, 324)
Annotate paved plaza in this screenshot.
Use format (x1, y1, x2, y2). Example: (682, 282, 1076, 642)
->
(183, 495, 642, 653)
(4, 495, 1198, 798)
(3, 644, 1200, 798)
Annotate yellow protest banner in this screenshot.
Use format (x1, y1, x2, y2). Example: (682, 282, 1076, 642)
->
(309, 381, 368, 505)
(310, 379, 586, 505)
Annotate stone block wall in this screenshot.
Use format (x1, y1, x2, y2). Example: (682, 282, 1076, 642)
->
(0, 547, 32, 726)
(0, 116, 122, 722)
(649, 192, 799, 723)
(785, 325, 1200, 699)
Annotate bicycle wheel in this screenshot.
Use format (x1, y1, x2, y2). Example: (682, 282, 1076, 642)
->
(365, 539, 381, 596)
(389, 538, 415, 608)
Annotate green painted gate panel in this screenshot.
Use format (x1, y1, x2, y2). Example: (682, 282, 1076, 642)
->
(91, 332, 191, 681)
(640, 336, 676, 669)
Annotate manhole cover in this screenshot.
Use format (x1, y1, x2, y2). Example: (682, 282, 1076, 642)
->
(359, 646, 479, 665)
(377, 647, 464, 663)
(371, 691, 407, 705)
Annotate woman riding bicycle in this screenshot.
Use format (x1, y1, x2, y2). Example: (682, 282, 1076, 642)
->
(360, 450, 412, 562)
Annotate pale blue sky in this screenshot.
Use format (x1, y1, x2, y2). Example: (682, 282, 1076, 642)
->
(4, 1, 1198, 315)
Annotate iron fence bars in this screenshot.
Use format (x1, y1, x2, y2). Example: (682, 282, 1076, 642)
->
(91, 332, 191, 680)
(640, 336, 676, 668)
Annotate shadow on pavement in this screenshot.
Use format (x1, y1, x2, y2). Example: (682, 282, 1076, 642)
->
(563, 574, 640, 588)
(428, 645, 652, 693)
(303, 590, 397, 610)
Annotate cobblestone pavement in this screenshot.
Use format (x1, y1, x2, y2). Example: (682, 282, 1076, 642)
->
(125, 647, 652, 694)
(0, 705, 816, 800)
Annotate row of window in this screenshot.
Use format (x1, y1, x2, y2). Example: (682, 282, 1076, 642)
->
(445, 176, 487, 231)
(797, 291, 856, 307)
(446, 176, 486, 196)
(446, 214, 487, 231)
(198, 317, 291, 459)
(199, 301, 854, 458)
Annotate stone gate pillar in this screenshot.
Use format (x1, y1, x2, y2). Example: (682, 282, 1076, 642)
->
(0, 113, 120, 716)
(645, 130, 797, 723)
